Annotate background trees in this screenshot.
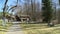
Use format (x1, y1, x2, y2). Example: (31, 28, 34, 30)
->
(1, 0, 59, 24)
(9, 0, 54, 23)
(58, 0, 60, 24)
(59, 0, 60, 5)
(22, 0, 41, 21)
(42, 0, 53, 26)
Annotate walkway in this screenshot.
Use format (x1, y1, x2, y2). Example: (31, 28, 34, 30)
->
(5, 22, 24, 34)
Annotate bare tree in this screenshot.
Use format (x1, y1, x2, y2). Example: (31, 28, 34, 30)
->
(3, 0, 8, 26)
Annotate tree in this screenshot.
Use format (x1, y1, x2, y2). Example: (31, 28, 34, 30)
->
(9, 0, 41, 22)
(9, 0, 18, 12)
(58, 0, 60, 23)
(9, 0, 22, 15)
(8, 0, 22, 21)
(3, 0, 8, 26)
(42, 0, 53, 26)
(59, 0, 60, 5)
(3, 0, 8, 17)
(30, 0, 37, 21)
(0, 12, 3, 19)
(22, 0, 41, 22)
(23, 0, 30, 15)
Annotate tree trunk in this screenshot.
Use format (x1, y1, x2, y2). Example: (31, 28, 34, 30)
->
(58, 8, 60, 24)
(3, 0, 8, 26)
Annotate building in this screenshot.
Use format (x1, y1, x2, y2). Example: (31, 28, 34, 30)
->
(18, 15, 30, 22)
(6, 14, 30, 22)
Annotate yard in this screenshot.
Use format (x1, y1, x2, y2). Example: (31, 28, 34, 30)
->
(20, 24, 60, 34)
(0, 21, 60, 34)
(0, 19, 13, 32)
(0, 31, 5, 34)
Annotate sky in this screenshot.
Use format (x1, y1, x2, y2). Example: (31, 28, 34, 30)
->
(0, 0, 59, 12)
(0, 0, 17, 12)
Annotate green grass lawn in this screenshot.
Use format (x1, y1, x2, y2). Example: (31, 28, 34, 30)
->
(20, 24, 60, 34)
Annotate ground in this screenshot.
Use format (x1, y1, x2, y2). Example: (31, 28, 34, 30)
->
(0, 20, 13, 34)
(0, 21, 60, 34)
(20, 24, 60, 34)
(5, 23, 24, 34)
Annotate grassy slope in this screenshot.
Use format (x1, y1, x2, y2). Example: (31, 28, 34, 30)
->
(20, 24, 60, 34)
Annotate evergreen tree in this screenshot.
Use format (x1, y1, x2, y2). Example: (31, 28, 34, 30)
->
(58, 0, 60, 23)
(42, 0, 53, 26)
(59, 0, 60, 5)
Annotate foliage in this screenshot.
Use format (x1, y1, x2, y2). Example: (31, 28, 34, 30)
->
(58, 0, 60, 24)
(42, 0, 53, 23)
(59, 0, 60, 5)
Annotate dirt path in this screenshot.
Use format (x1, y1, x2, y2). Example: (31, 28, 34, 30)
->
(5, 22, 24, 34)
